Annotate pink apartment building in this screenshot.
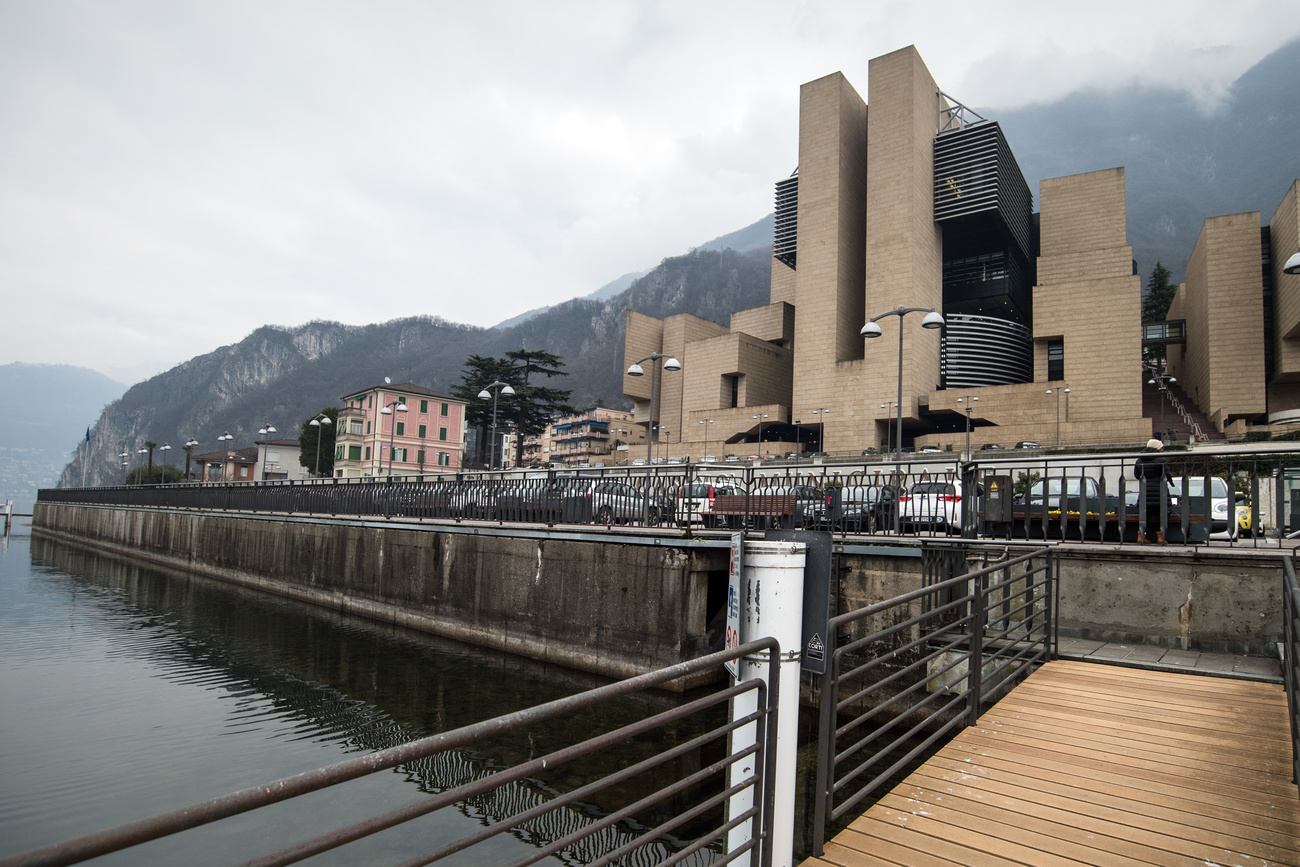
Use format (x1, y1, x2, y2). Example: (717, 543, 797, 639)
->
(332, 382, 467, 478)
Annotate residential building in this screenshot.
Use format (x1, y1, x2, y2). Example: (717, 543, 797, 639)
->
(624, 45, 1152, 455)
(255, 437, 310, 481)
(523, 407, 641, 465)
(194, 446, 258, 482)
(333, 382, 467, 478)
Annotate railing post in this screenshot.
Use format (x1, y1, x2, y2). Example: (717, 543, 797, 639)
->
(967, 572, 987, 728)
(727, 539, 805, 867)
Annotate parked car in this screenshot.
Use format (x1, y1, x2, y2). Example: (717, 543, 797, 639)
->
(1021, 476, 1101, 511)
(809, 484, 896, 533)
(724, 455, 741, 462)
(500, 478, 674, 526)
(702, 455, 718, 463)
(1168, 476, 1237, 540)
(979, 443, 1004, 451)
(918, 445, 943, 454)
(898, 480, 968, 533)
(1013, 441, 1040, 450)
(676, 480, 747, 527)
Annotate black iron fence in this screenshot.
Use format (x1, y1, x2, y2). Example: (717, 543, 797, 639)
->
(810, 546, 1056, 856)
(0, 640, 781, 867)
(38, 446, 1300, 546)
(1284, 555, 1300, 801)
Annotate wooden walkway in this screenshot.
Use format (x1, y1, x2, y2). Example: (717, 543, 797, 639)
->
(804, 658, 1300, 867)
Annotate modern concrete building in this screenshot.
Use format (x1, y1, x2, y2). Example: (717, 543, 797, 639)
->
(1165, 181, 1300, 436)
(333, 382, 467, 477)
(624, 45, 1151, 456)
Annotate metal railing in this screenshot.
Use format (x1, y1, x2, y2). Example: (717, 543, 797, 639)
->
(0, 640, 781, 867)
(1284, 555, 1300, 799)
(810, 547, 1056, 855)
(38, 446, 1300, 547)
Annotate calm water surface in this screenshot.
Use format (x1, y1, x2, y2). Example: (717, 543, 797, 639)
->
(0, 532, 725, 865)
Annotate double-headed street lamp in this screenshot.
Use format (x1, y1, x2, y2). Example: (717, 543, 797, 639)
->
(752, 413, 769, 455)
(957, 395, 979, 457)
(1046, 387, 1071, 447)
(136, 447, 148, 484)
(158, 443, 171, 484)
(476, 381, 513, 470)
(184, 438, 199, 481)
(626, 353, 681, 463)
(812, 408, 829, 451)
(309, 414, 334, 477)
(217, 432, 234, 482)
(257, 423, 277, 480)
(119, 450, 130, 485)
(863, 306, 945, 463)
(378, 400, 408, 478)
(699, 418, 713, 458)
(1147, 372, 1176, 443)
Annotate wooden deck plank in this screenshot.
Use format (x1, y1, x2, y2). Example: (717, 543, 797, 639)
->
(802, 659, 1300, 867)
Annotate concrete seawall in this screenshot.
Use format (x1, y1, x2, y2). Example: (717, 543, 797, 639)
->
(33, 503, 1285, 682)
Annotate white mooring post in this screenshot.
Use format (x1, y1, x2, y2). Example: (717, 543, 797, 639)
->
(726, 538, 806, 867)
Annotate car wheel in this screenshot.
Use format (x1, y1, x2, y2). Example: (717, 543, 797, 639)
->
(596, 505, 613, 525)
(646, 506, 661, 527)
(866, 512, 878, 534)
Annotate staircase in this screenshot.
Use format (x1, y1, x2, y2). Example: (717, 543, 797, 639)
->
(1142, 377, 1224, 443)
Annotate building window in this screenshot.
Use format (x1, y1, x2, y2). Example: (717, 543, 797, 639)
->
(418, 424, 427, 438)
(364, 446, 371, 460)
(729, 375, 739, 408)
(366, 421, 371, 434)
(441, 402, 449, 416)
(438, 452, 450, 466)
(368, 395, 373, 408)
(420, 399, 428, 414)
(395, 422, 405, 436)
(417, 449, 425, 465)
(392, 447, 407, 462)
(1047, 339, 1064, 381)
(439, 427, 447, 441)
(349, 420, 363, 435)
(347, 445, 361, 461)
(335, 445, 343, 460)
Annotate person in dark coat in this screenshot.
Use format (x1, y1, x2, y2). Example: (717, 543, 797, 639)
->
(1133, 438, 1170, 543)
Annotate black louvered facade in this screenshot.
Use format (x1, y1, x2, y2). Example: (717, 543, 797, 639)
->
(941, 314, 1033, 388)
(774, 174, 798, 269)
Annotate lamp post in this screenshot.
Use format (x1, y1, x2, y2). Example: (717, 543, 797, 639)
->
(879, 403, 898, 453)
(136, 447, 148, 485)
(957, 395, 978, 458)
(1045, 388, 1071, 447)
(257, 423, 277, 480)
(476, 381, 513, 470)
(1147, 373, 1176, 443)
(158, 443, 171, 484)
(119, 451, 130, 485)
(699, 418, 713, 459)
(183, 438, 198, 481)
(1285, 249, 1300, 275)
(626, 353, 681, 463)
(752, 413, 769, 456)
(378, 400, 408, 478)
(811, 408, 829, 452)
(217, 432, 233, 482)
(793, 419, 801, 453)
(862, 306, 945, 463)
(309, 414, 333, 477)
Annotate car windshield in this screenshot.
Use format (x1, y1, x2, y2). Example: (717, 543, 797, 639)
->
(1171, 477, 1229, 497)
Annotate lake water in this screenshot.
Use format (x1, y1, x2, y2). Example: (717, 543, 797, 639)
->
(0, 530, 727, 865)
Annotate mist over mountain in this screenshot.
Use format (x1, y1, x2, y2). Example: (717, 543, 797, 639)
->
(48, 40, 1300, 489)
(995, 37, 1300, 282)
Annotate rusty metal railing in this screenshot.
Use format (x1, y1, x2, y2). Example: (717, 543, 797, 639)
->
(1, 640, 781, 867)
(810, 547, 1056, 855)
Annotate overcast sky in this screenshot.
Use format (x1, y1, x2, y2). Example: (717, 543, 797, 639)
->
(3, 1, 1298, 382)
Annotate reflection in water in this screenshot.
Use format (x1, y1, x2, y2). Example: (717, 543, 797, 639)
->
(1, 534, 720, 865)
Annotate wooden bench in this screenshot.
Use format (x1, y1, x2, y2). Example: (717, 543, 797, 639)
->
(711, 494, 802, 529)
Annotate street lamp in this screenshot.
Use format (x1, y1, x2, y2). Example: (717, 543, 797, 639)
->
(1147, 373, 1176, 443)
(158, 443, 171, 484)
(476, 381, 513, 470)
(812, 408, 829, 452)
(309, 414, 333, 477)
(626, 353, 681, 463)
(136, 447, 148, 485)
(257, 423, 277, 480)
(1045, 388, 1071, 447)
(957, 396, 979, 457)
(1285, 249, 1300, 275)
(862, 306, 945, 464)
(119, 450, 129, 485)
(184, 438, 199, 481)
(217, 432, 234, 482)
(752, 413, 769, 456)
(378, 400, 408, 478)
(699, 418, 713, 458)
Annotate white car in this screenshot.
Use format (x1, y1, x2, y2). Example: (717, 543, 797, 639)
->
(676, 480, 746, 527)
(899, 480, 967, 533)
(1168, 476, 1237, 540)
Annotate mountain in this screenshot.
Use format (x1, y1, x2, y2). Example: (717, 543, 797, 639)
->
(58, 245, 772, 488)
(994, 37, 1300, 283)
(0, 363, 125, 510)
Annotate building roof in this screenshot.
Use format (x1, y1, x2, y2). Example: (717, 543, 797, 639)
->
(341, 381, 459, 402)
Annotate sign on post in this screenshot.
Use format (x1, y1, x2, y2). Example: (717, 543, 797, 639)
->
(725, 531, 744, 677)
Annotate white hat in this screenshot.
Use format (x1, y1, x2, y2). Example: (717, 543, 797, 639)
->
(1146, 438, 1164, 450)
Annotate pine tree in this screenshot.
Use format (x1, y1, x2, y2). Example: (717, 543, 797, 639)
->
(1142, 262, 1177, 322)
